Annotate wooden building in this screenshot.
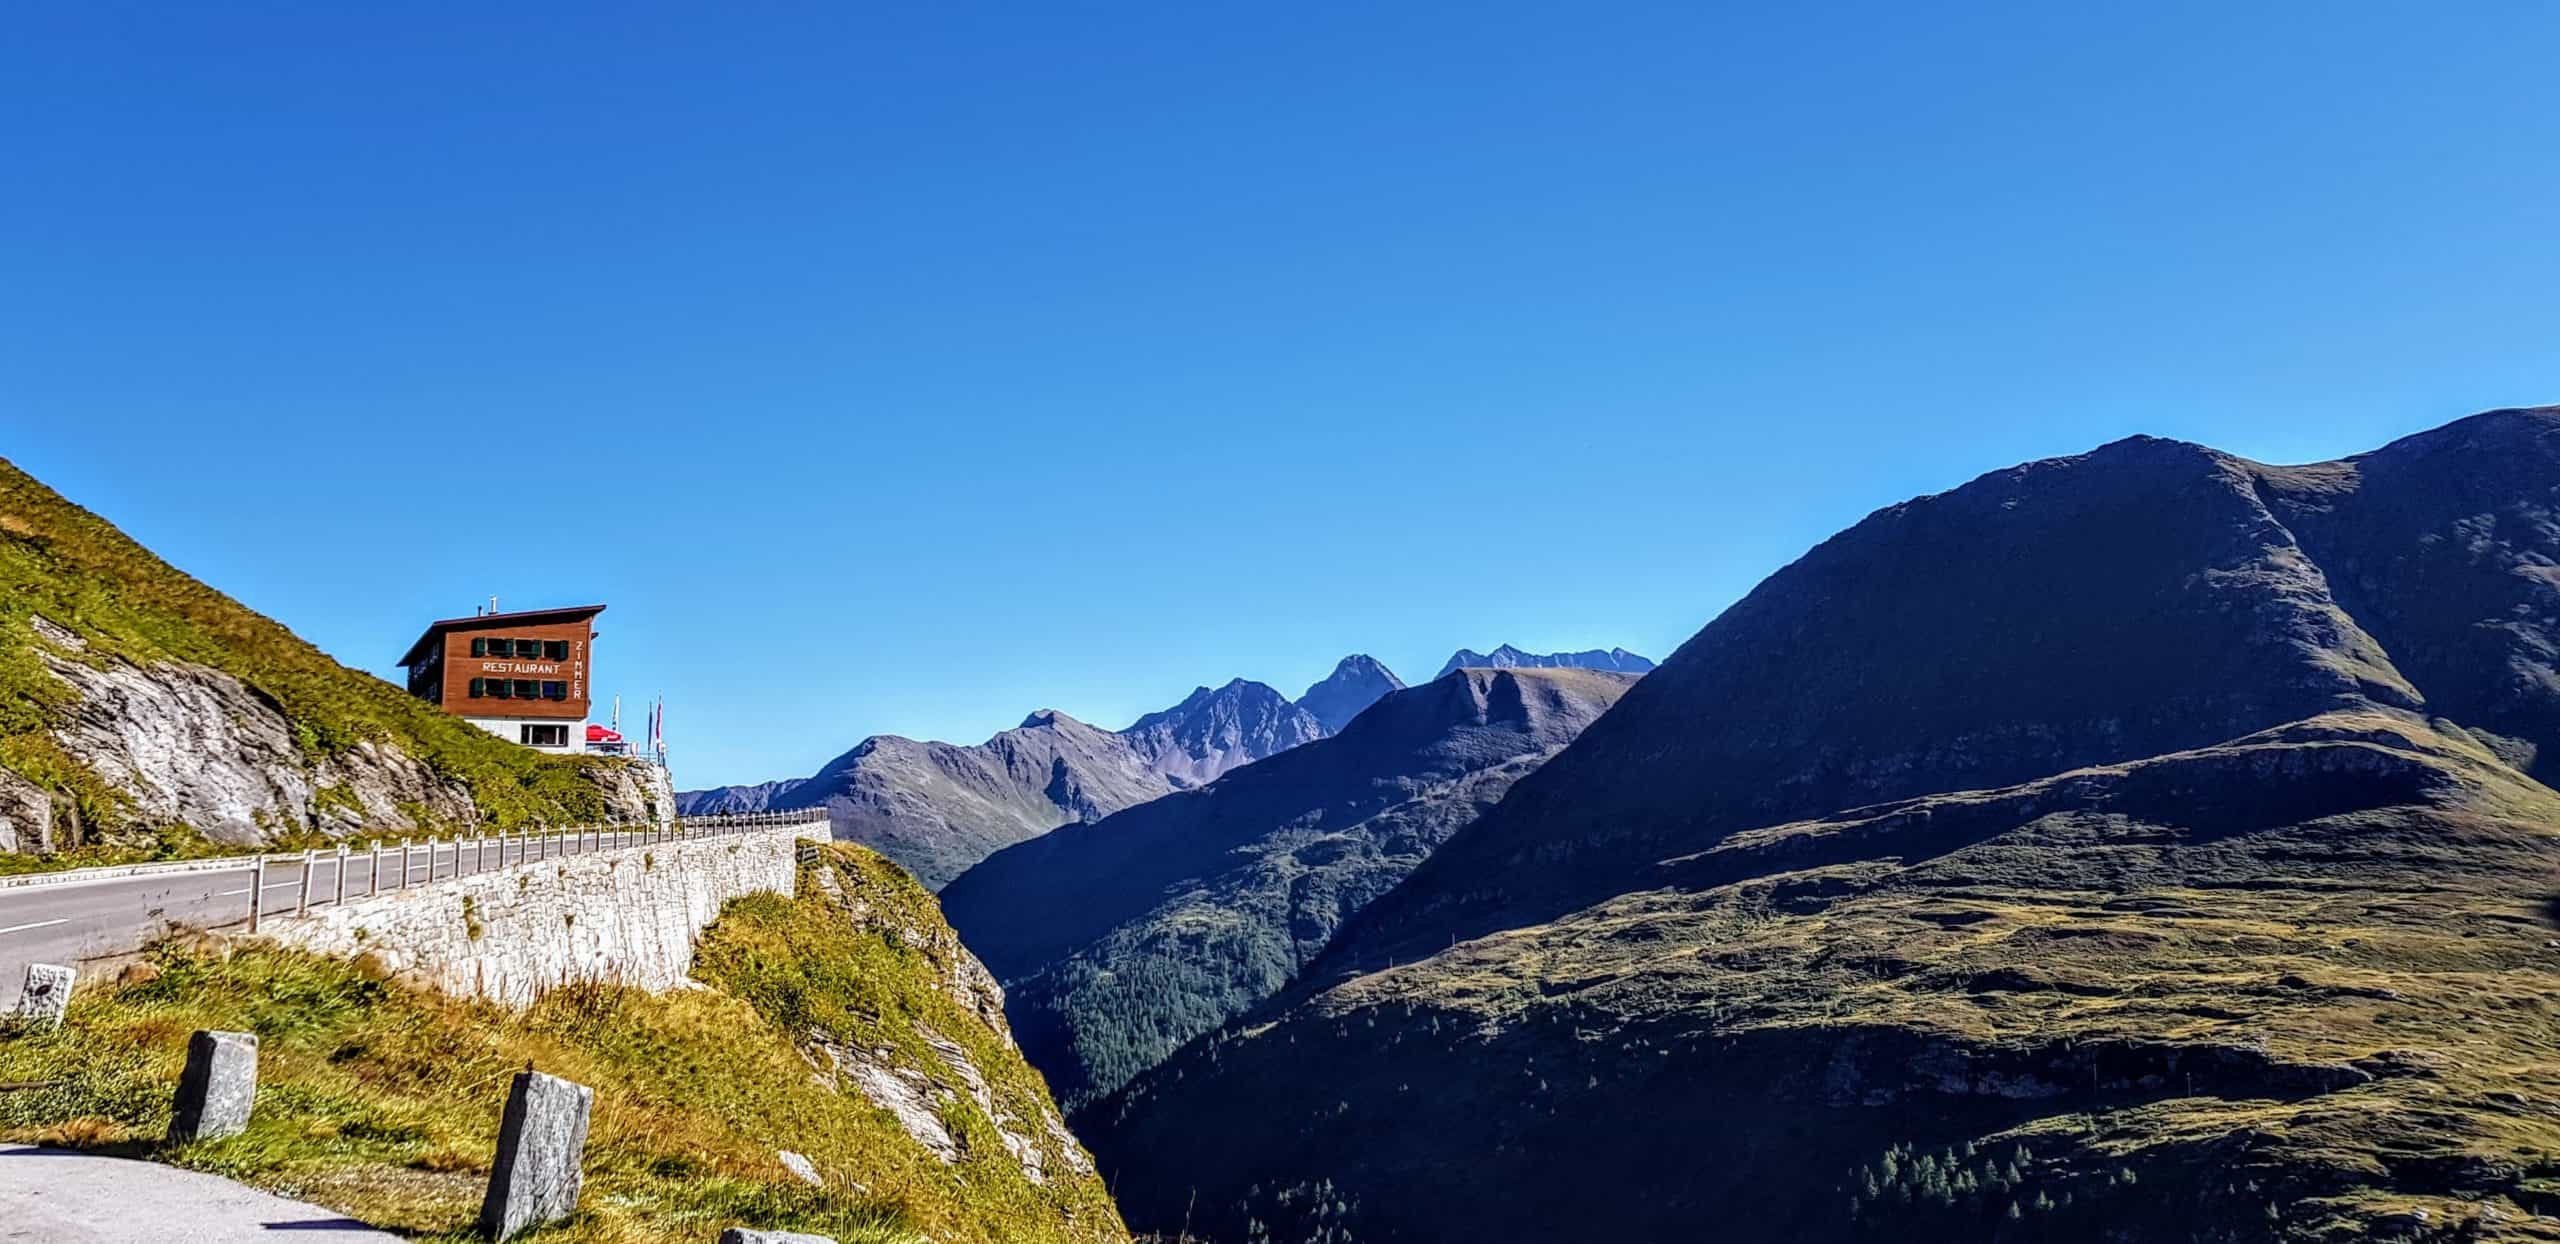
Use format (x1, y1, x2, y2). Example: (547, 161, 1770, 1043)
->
(397, 604, 605, 754)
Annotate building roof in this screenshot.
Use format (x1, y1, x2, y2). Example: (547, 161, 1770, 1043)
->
(397, 604, 606, 667)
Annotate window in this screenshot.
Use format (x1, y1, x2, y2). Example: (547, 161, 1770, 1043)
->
(468, 678, 486, 697)
(512, 679, 539, 698)
(487, 679, 512, 698)
(543, 640, 569, 661)
(541, 681, 568, 700)
(520, 724, 569, 748)
(513, 639, 543, 659)
(470, 637, 490, 657)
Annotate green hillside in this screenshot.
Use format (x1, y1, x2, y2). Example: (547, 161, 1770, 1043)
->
(0, 842, 1129, 1244)
(0, 456, 638, 865)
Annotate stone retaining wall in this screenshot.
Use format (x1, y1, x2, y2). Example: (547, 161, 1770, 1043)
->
(260, 827, 804, 1008)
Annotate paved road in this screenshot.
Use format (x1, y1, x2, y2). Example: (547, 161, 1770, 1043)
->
(0, 1144, 403, 1242)
(0, 826, 684, 1010)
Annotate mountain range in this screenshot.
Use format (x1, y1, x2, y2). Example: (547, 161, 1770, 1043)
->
(940, 665, 1636, 1109)
(680, 647, 1645, 888)
(1436, 644, 1656, 678)
(1082, 408, 2560, 1243)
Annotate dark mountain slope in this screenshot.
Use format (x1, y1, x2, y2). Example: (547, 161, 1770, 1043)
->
(1332, 434, 2416, 973)
(941, 667, 1634, 1109)
(2254, 409, 2560, 784)
(1435, 644, 1655, 677)
(1086, 408, 2560, 1244)
(1295, 654, 1406, 733)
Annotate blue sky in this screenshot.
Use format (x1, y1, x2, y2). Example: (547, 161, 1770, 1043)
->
(7, 3, 2559, 788)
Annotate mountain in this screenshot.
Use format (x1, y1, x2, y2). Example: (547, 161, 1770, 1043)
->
(0, 458, 665, 867)
(681, 659, 1400, 888)
(1434, 644, 1655, 678)
(699, 710, 1178, 890)
(1120, 678, 1326, 788)
(941, 666, 1634, 1109)
(674, 774, 806, 815)
(1085, 408, 2560, 1244)
(1294, 654, 1407, 733)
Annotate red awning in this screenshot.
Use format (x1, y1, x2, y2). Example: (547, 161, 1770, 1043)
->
(587, 725, 623, 743)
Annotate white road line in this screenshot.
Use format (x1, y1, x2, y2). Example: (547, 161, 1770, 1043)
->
(0, 917, 70, 936)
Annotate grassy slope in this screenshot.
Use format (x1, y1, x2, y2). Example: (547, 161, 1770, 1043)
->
(0, 456, 631, 866)
(0, 844, 1128, 1244)
(1093, 716, 2560, 1243)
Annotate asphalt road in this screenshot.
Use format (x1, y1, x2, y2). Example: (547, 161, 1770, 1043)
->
(0, 1145, 402, 1243)
(0, 828, 666, 1010)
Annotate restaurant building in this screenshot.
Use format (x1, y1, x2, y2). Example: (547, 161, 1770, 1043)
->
(396, 604, 605, 754)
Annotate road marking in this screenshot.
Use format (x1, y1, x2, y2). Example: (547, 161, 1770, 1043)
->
(0, 918, 70, 937)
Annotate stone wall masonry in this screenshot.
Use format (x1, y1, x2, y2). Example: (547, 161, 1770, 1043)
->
(259, 826, 805, 1008)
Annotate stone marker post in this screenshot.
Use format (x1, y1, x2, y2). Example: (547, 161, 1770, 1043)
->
(479, 1070, 593, 1241)
(718, 1231, 838, 1244)
(168, 1030, 258, 1143)
(244, 856, 265, 933)
(9, 963, 73, 1028)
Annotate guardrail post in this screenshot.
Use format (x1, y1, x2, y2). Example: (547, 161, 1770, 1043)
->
(245, 855, 265, 933)
(296, 850, 313, 916)
(369, 841, 381, 896)
(429, 836, 441, 882)
(334, 844, 348, 905)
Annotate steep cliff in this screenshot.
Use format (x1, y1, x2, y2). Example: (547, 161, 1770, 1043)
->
(0, 458, 663, 867)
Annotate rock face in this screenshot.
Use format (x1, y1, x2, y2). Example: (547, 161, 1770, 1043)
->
(681, 659, 1397, 889)
(1435, 643, 1655, 678)
(1117, 678, 1325, 789)
(1087, 409, 2560, 1244)
(0, 457, 667, 859)
(943, 667, 1636, 1109)
(1294, 654, 1407, 733)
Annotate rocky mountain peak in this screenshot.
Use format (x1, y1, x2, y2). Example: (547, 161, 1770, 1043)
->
(1293, 653, 1407, 733)
(1119, 678, 1322, 788)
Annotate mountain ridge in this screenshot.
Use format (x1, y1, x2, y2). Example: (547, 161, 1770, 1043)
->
(941, 665, 1637, 1108)
(1435, 644, 1656, 678)
(677, 655, 1410, 887)
(1084, 406, 2560, 1244)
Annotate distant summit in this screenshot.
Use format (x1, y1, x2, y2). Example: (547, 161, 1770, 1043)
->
(1293, 654, 1406, 732)
(1436, 643, 1655, 678)
(680, 673, 1334, 886)
(1121, 679, 1323, 788)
